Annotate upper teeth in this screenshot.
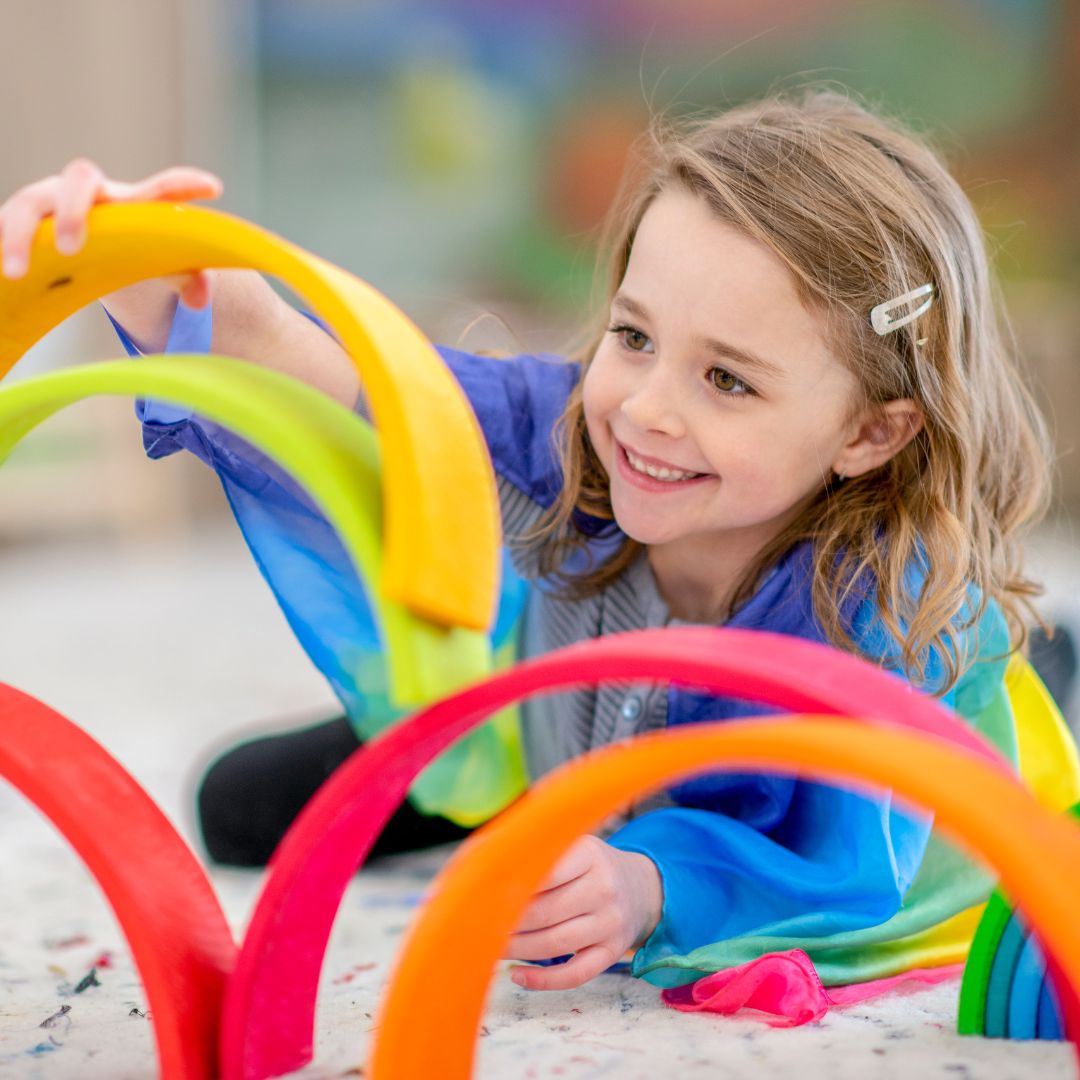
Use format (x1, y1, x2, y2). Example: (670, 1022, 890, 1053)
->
(626, 449, 699, 482)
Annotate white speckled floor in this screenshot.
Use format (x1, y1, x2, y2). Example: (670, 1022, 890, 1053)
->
(0, 522, 1077, 1078)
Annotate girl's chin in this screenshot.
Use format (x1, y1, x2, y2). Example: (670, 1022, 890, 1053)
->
(610, 511, 683, 547)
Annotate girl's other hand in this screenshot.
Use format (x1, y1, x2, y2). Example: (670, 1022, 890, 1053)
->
(0, 160, 222, 307)
(506, 834, 663, 991)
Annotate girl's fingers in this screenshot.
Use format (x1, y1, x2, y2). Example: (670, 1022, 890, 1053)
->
(536, 836, 597, 893)
(507, 914, 597, 962)
(510, 943, 618, 991)
(0, 180, 56, 278)
(177, 270, 212, 310)
(513, 873, 590, 934)
(54, 159, 105, 255)
(120, 165, 223, 203)
(0, 163, 222, 281)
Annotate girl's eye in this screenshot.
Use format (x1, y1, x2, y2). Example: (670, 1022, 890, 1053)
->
(709, 367, 753, 396)
(608, 324, 653, 353)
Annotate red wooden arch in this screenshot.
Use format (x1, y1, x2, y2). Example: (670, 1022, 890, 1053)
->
(223, 627, 1010, 1078)
(0, 684, 235, 1079)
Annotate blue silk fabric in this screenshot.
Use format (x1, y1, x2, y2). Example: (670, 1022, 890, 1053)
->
(111, 302, 1017, 987)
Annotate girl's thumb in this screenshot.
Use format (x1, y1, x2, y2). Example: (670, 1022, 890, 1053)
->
(176, 270, 212, 310)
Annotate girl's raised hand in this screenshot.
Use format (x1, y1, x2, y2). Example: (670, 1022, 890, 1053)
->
(506, 834, 664, 991)
(0, 160, 223, 306)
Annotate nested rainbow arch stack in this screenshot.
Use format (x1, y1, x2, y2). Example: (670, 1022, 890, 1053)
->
(1, 204, 1079, 1079)
(956, 804, 1080, 1043)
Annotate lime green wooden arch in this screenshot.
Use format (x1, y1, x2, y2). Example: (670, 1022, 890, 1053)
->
(0, 355, 489, 705)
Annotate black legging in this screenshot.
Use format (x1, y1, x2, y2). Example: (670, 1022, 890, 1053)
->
(197, 625, 1077, 868)
(197, 716, 472, 867)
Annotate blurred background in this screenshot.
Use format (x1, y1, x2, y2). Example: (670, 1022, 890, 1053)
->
(1, 11, 1078, 1072)
(0, 13, 1078, 1075)
(1, 0, 1078, 617)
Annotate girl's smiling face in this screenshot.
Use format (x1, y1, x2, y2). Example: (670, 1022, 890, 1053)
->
(583, 187, 864, 607)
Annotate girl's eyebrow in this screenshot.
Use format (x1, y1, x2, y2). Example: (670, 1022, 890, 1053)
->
(611, 291, 785, 380)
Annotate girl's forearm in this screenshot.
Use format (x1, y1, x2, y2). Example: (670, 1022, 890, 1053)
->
(100, 277, 186, 354)
(103, 269, 361, 408)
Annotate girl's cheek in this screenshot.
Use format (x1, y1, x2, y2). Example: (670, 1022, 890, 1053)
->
(581, 378, 607, 457)
(581, 360, 614, 427)
(587, 353, 636, 422)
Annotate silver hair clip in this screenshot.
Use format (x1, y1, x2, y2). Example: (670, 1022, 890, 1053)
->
(870, 283, 934, 336)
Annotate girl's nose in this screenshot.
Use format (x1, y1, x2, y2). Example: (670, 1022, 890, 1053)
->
(620, 370, 687, 439)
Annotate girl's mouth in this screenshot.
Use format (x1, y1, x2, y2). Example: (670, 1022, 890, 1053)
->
(615, 443, 714, 492)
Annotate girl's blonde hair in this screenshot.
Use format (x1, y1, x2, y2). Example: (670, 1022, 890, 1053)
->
(520, 88, 1052, 692)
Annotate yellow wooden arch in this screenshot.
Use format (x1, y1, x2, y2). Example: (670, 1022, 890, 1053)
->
(0, 203, 499, 633)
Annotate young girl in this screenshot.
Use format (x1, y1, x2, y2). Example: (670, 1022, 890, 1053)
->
(0, 89, 1055, 996)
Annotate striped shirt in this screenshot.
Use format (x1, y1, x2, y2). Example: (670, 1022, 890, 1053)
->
(499, 476, 679, 820)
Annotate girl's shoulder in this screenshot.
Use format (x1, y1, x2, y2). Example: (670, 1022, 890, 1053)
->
(847, 556, 1010, 709)
(730, 541, 1008, 705)
(435, 346, 580, 420)
(434, 346, 581, 506)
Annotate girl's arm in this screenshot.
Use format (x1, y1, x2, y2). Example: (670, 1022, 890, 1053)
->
(508, 782, 932, 992)
(104, 270, 361, 408)
(0, 159, 360, 407)
(599, 605, 1012, 987)
(605, 797, 926, 978)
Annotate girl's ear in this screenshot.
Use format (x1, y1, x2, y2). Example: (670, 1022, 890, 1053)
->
(834, 399, 923, 479)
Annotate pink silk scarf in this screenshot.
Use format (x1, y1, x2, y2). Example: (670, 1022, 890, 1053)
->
(662, 950, 963, 1027)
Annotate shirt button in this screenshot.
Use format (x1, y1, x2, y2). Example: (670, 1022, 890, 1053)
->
(620, 695, 643, 722)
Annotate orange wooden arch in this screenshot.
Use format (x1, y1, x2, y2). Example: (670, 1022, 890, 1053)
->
(223, 627, 1010, 1078)
(372, 718, 1080, 1077)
